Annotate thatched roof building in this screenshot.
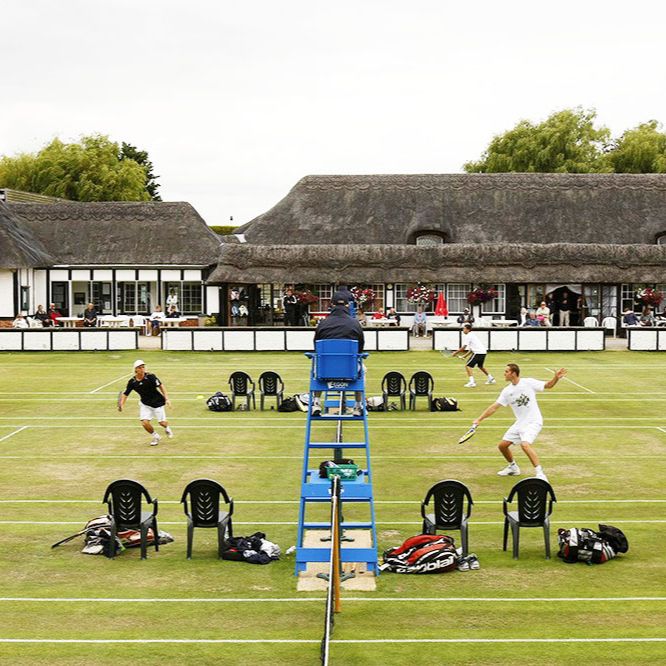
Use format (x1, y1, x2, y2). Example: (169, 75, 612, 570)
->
(0, 204, 54, 269)
(210, 173, 666, 283)
(10, 202, 220, 266)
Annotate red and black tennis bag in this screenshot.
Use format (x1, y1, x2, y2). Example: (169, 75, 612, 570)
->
(557, 524, 628, 564)
(380, 534, 458, 574)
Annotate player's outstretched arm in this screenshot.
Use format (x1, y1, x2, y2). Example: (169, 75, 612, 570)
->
(159, 383, 171, 407)
(545, 368, 567, 389)
(473, 401, 501, 427)
(118, 393, 127, 412)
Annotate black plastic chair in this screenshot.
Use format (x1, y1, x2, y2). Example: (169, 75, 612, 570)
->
(503, 478, 557, 559)
(258, 371, 284, 410)
(382, 371, 407, 411)
(228, 371, 256, 410)
(102, 479, 158, 559)
(421, 479, 474, 555)
(181, 479, 234, 559)
(409, 371, 434, 410)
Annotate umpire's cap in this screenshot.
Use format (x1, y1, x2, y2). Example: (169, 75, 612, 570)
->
(331, 291, 350, 305)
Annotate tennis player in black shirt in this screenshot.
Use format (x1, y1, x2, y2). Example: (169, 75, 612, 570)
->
(118, 359, 173, 446)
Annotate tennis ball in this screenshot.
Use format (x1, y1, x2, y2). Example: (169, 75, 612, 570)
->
(196, 394, 204, 400)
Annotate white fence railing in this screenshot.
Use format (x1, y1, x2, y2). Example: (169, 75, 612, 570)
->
(0, 329, 140, 351)
(162, 327, 410, 352)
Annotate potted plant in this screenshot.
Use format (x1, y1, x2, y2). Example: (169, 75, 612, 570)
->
(350, 286, 376, 311)
(406, 283, 437, 305)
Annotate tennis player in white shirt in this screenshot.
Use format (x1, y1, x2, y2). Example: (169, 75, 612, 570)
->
(471, 363, 567, 481)
(452, 324, 495, 388)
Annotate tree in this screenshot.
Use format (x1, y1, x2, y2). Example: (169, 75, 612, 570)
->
(0, 135, 160, 201)
(605, 121, 666, 173)
(464, 108, 611, 173)
(120, 142, 161, 200)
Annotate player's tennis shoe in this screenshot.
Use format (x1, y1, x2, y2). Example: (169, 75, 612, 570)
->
(535, 469, 549, 482)
(464, 381, 476, 388)
(485, 377, 496, 384)
(352, 406, 363, 417)
(311, 403, 322, 417)
(467, 554, 480, 570)
(165, 427, 174, 438)
(457, 558, 470, 572)
(497, 462, 520, 476)
(150, 434, 161, 446)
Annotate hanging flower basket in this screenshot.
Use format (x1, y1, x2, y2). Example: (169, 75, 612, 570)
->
(296, 289, 318, 305)
(467, 286, 498, 305)
(350, 286, 375, 309)
(635, 287, 664, 307)
(406, 283, 437, 304)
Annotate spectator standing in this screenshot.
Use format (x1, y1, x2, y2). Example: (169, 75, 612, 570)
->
(311, 293, 365, 417)
(166, 289, 179, 310)
(559, 290, 571, 327)
(283, 288, 298, 326)
(83, 303, 98, 327)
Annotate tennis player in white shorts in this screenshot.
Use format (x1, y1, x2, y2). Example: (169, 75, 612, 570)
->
(471, 363, 567, 482)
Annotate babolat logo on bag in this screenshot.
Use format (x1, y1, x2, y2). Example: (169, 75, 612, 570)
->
(206, 392, 232, 412)
(380, 534, 458, 574)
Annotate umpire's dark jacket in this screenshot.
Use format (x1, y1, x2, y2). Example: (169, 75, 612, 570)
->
(314, 305, 364, 352)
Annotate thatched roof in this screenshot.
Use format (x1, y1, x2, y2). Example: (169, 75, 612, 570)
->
(208, 243, 666, 284)
(236, 174, 666, 245)
(9, 202, 221, 266)
(0, 203, 54, 268)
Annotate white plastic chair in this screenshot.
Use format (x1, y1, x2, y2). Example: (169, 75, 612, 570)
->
(130, 315, 147, 335)
(583, 316, 599, 327)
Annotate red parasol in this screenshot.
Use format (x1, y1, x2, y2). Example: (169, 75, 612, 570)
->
(435, 292, 448, 316)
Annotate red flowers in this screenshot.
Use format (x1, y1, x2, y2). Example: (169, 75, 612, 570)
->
(467, 287, 498, 305)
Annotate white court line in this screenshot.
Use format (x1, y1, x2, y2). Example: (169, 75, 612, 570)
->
(0, 596, 663, 603)
(0, 426, 29, 443)
(89, 374, 130, 394)
(1, 415, 662, 421)
(0, 638, 664, 645)
(658, 427, 666, 434)
(544, 367, 595, 393)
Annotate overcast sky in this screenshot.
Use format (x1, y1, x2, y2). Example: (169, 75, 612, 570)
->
(2, 0, 665, 226)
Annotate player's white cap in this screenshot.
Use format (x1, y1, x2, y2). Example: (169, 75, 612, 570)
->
(133, 359, 146, 370)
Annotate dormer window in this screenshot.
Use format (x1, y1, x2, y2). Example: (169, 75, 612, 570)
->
(415, 234, 445, 246)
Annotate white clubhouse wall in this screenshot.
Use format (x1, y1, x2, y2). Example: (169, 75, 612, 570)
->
(0, 329, 139, 351)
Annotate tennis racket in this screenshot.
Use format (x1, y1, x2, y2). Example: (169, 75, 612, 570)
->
(458, 424, 477, 444)
(442, 349, 472, 361)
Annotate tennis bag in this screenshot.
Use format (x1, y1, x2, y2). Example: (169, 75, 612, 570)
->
(207, 392, 232, 412)
(430, 397, 459, 412)
(557, 524, 628, 564)
(277, 396, 300, 412)
(366, 396, 385, 412)
(380, 534, 458, 574)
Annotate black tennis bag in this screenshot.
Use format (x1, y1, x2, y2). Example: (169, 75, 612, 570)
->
(380, 534, 458, 574)
(277, 396, 300, 412)
(557, 524, 628, 564)
(207, 392, 232, 412)
(430, 397, 459, 412)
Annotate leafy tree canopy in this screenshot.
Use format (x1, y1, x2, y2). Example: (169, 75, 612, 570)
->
(606, 120, 666, 174)
(0, 135, 161, 201)
(464, 108, 611, 173)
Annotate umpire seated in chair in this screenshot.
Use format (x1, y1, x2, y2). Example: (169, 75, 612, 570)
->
(310, 291, 365, 417)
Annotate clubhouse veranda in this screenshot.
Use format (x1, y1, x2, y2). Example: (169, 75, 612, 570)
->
(1, 173, 665, 329)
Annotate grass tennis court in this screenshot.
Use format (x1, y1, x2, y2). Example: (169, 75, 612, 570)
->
(0, 349, 665, 665)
